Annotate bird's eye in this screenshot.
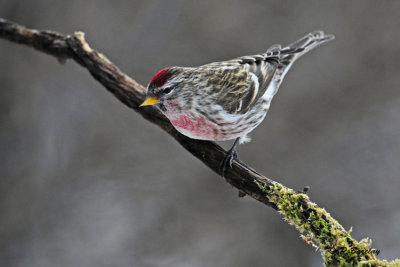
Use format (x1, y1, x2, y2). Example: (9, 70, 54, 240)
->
(164, 87, 173, 94)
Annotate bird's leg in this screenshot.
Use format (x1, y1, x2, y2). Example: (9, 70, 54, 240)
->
(220, 137, 240, 177)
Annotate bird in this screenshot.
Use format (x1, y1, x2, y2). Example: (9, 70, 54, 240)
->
(140, 31, 334, 176)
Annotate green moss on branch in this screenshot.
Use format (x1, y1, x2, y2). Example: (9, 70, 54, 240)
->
(255, 180, 400, 267)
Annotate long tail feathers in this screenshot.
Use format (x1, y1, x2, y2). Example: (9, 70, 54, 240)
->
(263, 31, 334, 98)
(276, 30, 335, 66)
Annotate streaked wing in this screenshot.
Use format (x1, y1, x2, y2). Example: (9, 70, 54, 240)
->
(199, 52, 280, 114)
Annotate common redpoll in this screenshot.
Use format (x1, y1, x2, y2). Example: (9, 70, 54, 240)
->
(141, 31, 334, 175)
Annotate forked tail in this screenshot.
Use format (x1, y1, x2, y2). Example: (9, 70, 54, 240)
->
(275, 30, 335, 66)
(263, 31, 334, 99)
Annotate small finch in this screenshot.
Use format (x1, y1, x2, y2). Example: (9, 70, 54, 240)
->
(141, 31, 334, 176)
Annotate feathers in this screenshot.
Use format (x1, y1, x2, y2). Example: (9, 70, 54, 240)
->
(279, 30, 335, 66)
(144, 31, 334, 142)
(149, 68, 172, 87)
(196, 30, 334, 115)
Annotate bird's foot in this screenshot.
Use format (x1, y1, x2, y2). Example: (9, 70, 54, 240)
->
(220, 146, 238, 177)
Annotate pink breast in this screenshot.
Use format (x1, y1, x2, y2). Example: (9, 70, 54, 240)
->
(170, 115, 216, 139)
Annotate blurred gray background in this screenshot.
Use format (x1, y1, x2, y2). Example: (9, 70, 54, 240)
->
(1, 1, 400, 266)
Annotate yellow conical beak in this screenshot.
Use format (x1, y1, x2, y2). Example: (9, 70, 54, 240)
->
(140, 96, 159, 107)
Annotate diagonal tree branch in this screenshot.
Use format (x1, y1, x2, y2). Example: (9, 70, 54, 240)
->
(1, 18, 398, 266)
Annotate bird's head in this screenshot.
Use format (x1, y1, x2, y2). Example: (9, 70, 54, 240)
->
(140, 67, 187, 109)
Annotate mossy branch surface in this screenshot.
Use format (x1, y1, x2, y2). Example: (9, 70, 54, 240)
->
(1, 18, 399, 267)
(255, 180, 399, 266)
